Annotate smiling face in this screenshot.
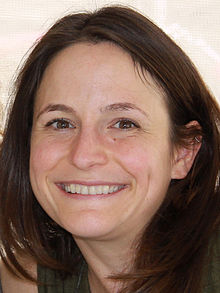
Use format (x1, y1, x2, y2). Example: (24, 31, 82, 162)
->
(30, 42, 176, 242)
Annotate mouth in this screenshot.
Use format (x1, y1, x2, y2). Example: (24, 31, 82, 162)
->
(58, 183, 127, 196)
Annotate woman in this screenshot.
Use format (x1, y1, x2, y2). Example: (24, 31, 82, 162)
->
(0, 6, 219, 293)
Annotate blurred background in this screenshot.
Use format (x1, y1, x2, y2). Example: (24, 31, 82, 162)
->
(0, 0, 219, 117)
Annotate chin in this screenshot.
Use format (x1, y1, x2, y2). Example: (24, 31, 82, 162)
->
(56, 211, 116, 240)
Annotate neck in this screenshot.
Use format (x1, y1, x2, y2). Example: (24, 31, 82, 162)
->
(74, 235, 137, 293)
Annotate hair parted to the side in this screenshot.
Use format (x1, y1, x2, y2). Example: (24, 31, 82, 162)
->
(0, 5, 219, 292)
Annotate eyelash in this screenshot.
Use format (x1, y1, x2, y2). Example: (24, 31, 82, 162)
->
(45, 118, 140, 131)
(45, 118, 74, 130)
(111, 119, 140, 130)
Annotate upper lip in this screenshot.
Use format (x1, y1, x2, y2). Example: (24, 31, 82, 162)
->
(56, 180, 128, 186)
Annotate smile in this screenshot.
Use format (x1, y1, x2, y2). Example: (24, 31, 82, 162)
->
(60, 183, 126, 195)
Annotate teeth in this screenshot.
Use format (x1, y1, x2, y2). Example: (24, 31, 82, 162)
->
(103, 185, 109, 194)
(88, 186, 96, 195)
(65, 185, 70, 193)
(62, 184, 125, 195)
(76, 184, 80, 194)
(81, 186, 88, 195)
(113, 186, 118, 192)
(70, 184, 75, 193)
(109, 186, 115, 193)
(96, 185, 102, 194)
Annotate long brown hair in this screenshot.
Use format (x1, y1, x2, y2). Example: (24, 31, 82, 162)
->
(0, 6, 219, 292)
(0, 101, 3, 139)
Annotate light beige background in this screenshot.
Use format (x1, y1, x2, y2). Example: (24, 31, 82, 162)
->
(0, 0, 220, 111)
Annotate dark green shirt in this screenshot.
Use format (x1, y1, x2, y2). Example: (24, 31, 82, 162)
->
(203, 233, 220, 293)
(37, 236, 219, 293)
(38, 262, 90, 293)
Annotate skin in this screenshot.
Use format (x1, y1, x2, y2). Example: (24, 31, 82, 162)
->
(0, 258, 37, 293)
(30, 43, 175, 241)
(1, 42, 200, 292)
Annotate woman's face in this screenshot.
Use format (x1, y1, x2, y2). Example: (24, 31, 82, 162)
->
(30, 42, 177, 242)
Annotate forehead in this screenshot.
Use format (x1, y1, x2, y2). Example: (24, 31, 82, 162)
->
(35, 42, 167, 116)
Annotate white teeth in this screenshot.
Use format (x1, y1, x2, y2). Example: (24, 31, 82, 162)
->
(96, 186, 102, 194)
(76, 184, 80, 194)
(113, 186, 118, 192)
(65, 185, 70, 193)
(88, 186, 96, 195)
(109, 186, 115, 193)
(103, 185, 109, 194)
(81, 186, 88, 195)
(70, 184, 75, 193)
(62, 183, 125, 195)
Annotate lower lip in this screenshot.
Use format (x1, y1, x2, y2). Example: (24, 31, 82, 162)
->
(57, 185, 127, 199)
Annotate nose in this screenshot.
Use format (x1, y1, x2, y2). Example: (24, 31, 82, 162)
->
(69, 128, 108, 170)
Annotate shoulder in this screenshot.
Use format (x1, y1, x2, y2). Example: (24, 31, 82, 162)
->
(0, 257, 38, 293)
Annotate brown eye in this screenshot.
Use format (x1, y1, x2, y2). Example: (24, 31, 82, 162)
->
(46, 118, 74, 129)
(114, 119, 139, 129)
(56, 120, 70, 129)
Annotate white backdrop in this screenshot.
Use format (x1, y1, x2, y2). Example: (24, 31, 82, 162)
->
(0, 0, 220, 109)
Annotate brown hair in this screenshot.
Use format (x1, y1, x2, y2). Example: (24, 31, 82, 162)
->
(0, 6, 219, 292)
(0, 103, 3, 140)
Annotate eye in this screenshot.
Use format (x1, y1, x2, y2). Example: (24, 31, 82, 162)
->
(45, 118, 75, 130)
(113, 119, 139, 130)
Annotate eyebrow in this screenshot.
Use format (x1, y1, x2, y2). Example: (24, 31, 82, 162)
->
(36, 102, 148, 119)
(101, 102, 148, 118)
(36, 103, 76, 119)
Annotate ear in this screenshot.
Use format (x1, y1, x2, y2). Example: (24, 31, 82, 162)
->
(171, 121, 202, 179)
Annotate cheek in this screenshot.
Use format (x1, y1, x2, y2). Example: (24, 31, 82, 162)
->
(109, 137, 152, 175)
(30, 137, 69, 176)
(109, 136, 172, 182)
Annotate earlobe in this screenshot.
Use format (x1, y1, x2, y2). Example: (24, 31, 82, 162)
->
(171, 121, 202, 179)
